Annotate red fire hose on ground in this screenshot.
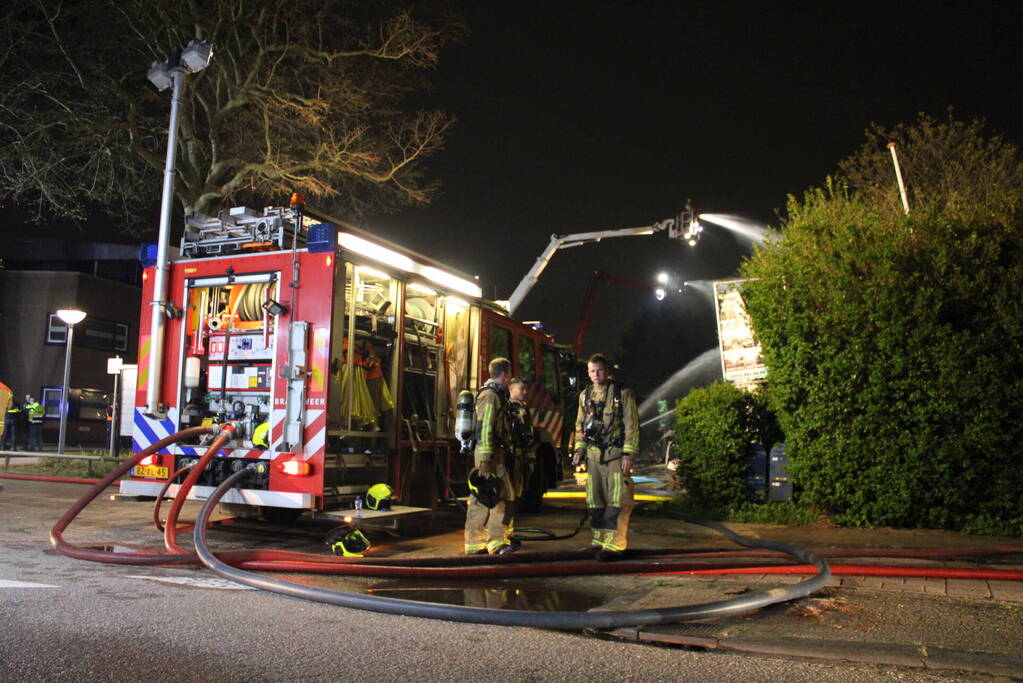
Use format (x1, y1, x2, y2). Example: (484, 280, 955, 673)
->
(45, 425, 1023, 587)
(0, 473, 115, 486)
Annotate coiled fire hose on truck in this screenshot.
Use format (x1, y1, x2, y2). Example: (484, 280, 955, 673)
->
(193, 467, 834, 628)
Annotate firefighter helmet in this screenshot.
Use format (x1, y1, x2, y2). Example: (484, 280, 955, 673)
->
(329, 528, 371, 557)
(366, 483, 393, 511)
(468, 468, 500, 509)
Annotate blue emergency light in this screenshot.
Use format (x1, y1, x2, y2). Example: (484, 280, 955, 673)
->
(139, 242, 159, 268)
(306, 222, 337, 253)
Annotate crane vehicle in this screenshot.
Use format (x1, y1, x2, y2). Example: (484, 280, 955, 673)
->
(119, 203, 569, 522)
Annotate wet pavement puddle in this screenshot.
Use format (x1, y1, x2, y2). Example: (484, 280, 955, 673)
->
(366, 585, 604, 611)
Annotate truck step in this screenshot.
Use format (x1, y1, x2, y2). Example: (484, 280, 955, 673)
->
(311, 505, 430, 523)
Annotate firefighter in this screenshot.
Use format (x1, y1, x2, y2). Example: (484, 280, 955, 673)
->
(507, 376, 538, 504)
(25, 395, 44, 451)
(3, 399, 23, 451)
(464, 357, 516, 555)
(572, 353, 639, 561)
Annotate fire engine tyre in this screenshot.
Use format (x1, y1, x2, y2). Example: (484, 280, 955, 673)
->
(195, 468, 836, 629)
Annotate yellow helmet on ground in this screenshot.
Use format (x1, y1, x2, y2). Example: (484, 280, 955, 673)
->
(329, 528, 371, 557)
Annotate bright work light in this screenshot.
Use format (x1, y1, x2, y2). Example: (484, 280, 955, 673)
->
(147, 61, 173, 91)
(180, 40, 213, 73)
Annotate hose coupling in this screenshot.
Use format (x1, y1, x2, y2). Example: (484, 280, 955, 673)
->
(218, 421, 242, 439)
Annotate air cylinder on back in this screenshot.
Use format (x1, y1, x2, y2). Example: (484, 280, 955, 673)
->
(455, 390, 475, 454)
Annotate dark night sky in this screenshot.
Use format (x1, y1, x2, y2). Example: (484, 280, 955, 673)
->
(9, 2, 1020, 390)
(363, 1, 1023, 365)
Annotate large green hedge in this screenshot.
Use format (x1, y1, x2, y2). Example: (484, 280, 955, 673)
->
(740, 115, 1023, 534)
(673, 381, 780, 510)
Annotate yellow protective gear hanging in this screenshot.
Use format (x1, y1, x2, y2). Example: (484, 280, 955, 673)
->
(339, 362, 378, 426)
(252, 421, 270, 449)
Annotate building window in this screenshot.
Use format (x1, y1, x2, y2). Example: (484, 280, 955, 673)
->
(46, 315, 68, 344)
(41, 387, 64, 419)
(46, 314, 130, 352)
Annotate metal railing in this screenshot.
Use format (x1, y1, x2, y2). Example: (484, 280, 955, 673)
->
(2, 449, 126, 476)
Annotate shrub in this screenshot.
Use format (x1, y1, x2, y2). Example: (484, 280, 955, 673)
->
(740, 113, 1023, 533)
(672, 381, 780, 511)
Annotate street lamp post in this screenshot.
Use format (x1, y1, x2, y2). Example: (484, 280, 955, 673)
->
(107, 356, 123, 459)
(56, 309, 86, 454)
(144, 40, 213, 418)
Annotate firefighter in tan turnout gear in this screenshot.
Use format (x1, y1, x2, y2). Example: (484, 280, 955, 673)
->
(464, 358, 517, 555)
(506, 376, 537, 503)
(573, 353, 639, 560)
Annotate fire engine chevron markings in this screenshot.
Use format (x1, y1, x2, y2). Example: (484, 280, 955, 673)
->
(0, 579, 59, 588)
(127, 575, 256, 590)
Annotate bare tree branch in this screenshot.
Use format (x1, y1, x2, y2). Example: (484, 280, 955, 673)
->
(0, 0, 466, 234)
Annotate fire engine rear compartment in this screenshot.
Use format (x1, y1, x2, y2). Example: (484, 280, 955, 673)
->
(122, 236, 486, 519)
(121, 206, 567, 522)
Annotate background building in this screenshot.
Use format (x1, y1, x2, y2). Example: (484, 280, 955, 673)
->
(0, 240, 142, 446)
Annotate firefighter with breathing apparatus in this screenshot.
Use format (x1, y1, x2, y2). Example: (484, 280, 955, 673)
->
(573, 353, 639, 561)
(460, 357, 517, 555)
(506, 376, 538, 508)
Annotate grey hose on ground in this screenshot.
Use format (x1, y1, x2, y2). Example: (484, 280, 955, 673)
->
(195, 469, 832, 629)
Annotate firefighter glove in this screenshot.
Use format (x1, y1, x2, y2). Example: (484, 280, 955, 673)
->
(621, 456, 634, 477)
(572, 448, 586, 467)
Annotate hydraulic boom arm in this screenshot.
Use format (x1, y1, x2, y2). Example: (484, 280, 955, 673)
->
(506, 204, 698, 315)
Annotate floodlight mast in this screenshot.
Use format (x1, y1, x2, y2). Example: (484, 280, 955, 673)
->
(144, 40, 212, 418)
(506, 204, 697, 315)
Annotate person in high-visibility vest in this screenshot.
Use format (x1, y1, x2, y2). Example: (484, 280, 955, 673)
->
(104, 402, 115, 449)
(2, 400, 23, 451)
(24, 395, 44, 451)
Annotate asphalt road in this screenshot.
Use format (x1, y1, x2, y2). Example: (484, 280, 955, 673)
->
(1, 479, 947, 681)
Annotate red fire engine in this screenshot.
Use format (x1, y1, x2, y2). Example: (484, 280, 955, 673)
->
(119, 205, 571, 523)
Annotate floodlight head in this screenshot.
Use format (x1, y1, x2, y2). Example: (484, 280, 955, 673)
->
(56, 309, 87, 325)
(654, 287, 666, 301)
(656, 272, 669, 284)
(180, 40, 213, 73)
(147, 61, 173, 91)
(262, 299, 288, 317)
